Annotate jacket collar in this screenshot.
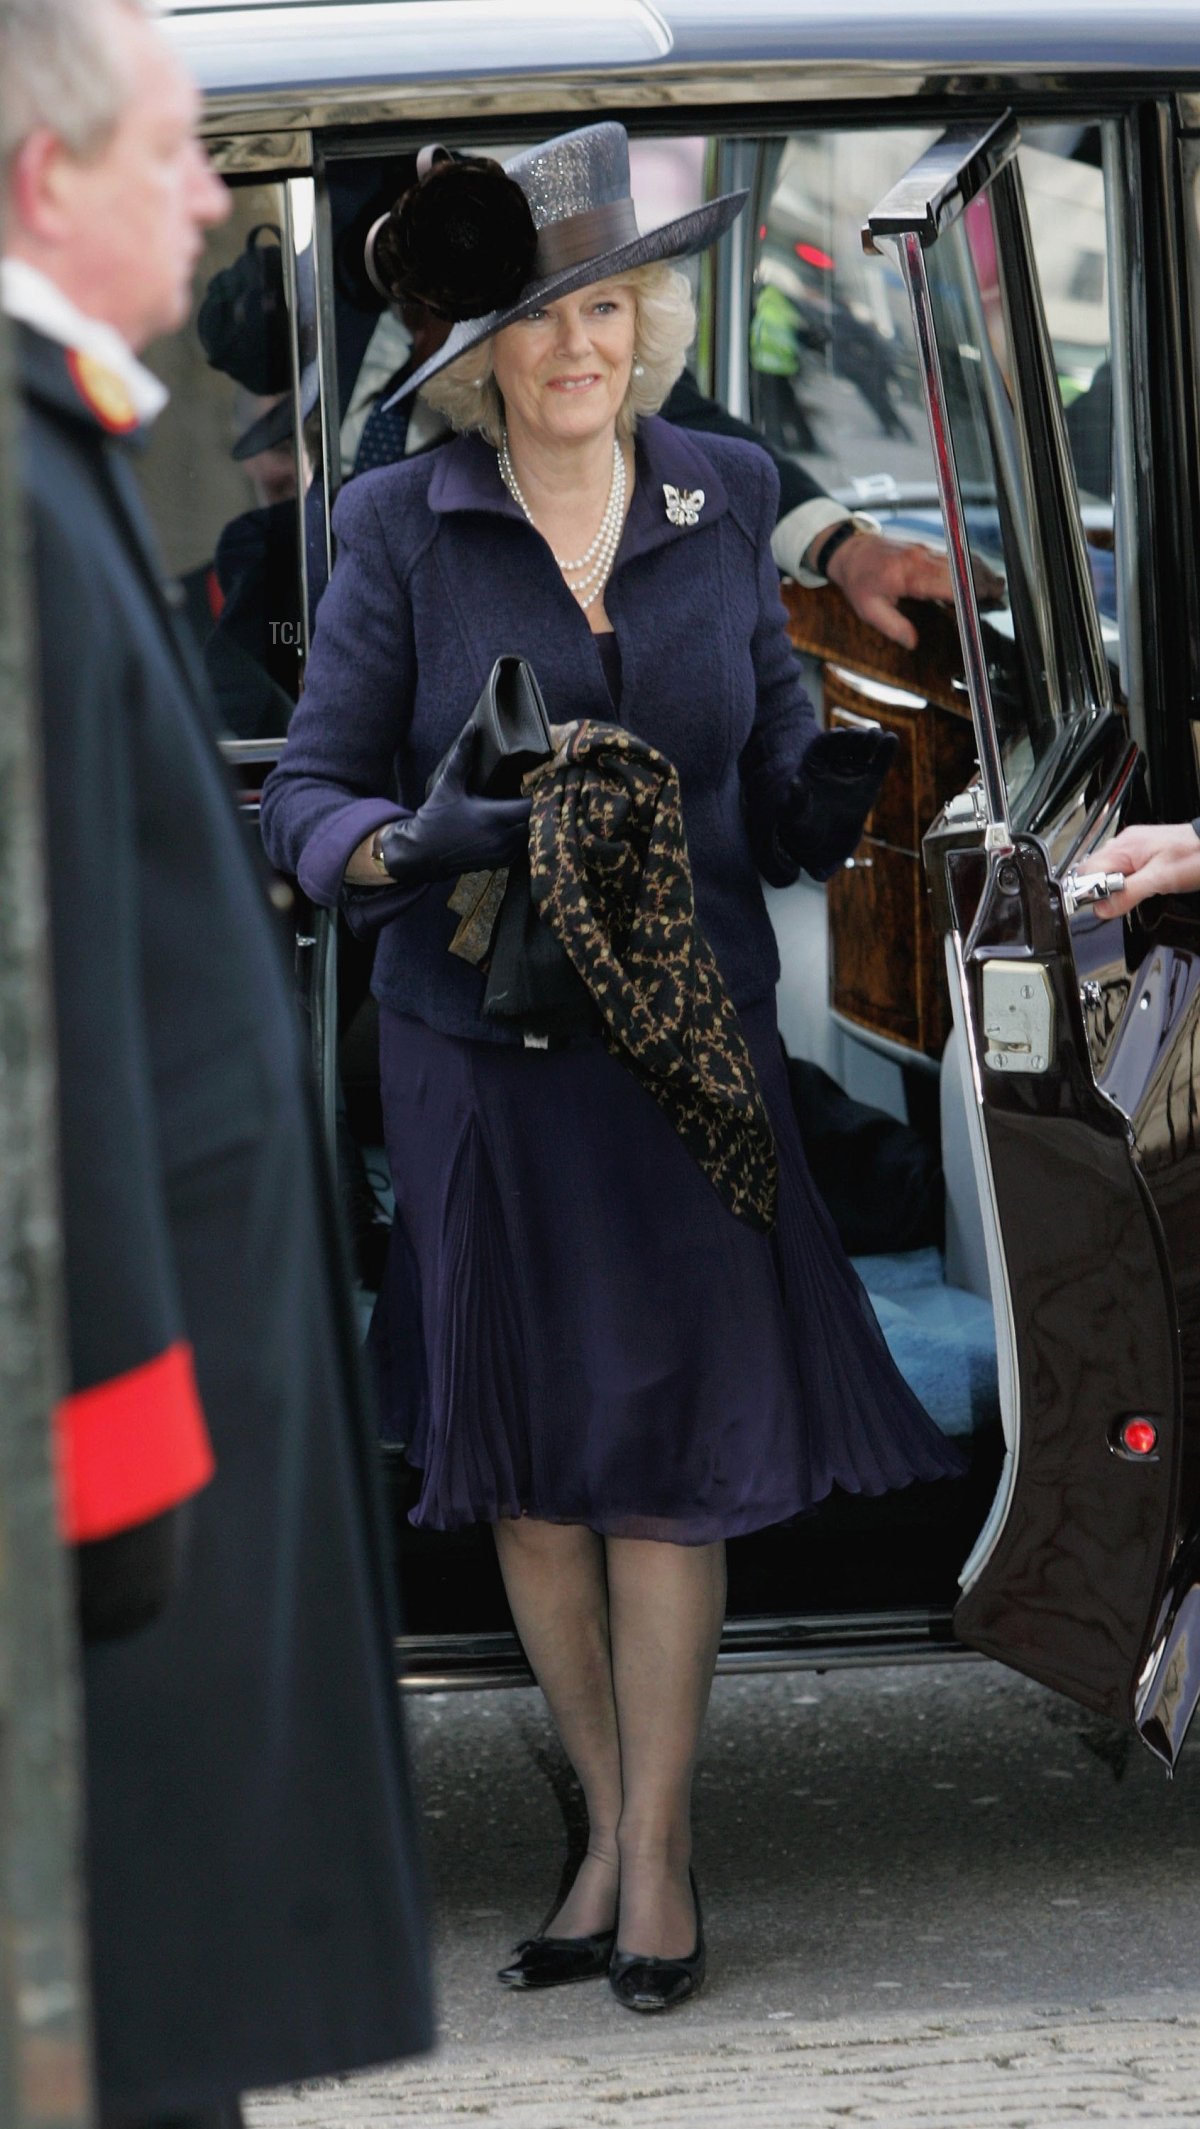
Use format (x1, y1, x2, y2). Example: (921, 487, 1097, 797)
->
(13, 318, 154, 447)
(4, 260, 168, 428)
(426, 414, 729, 570)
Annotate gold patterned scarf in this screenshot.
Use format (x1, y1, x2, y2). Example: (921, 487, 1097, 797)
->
(526, 719, 778, 1231)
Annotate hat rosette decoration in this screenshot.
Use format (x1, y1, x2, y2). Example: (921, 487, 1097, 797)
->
(366, 146, 538, 321)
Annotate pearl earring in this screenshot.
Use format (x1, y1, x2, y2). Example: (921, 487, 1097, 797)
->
(632, 361, 646, 378)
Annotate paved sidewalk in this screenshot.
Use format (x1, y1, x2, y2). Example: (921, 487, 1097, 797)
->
(246, 1665, 1200, 2128)
(248, 2003, 1200, 2126)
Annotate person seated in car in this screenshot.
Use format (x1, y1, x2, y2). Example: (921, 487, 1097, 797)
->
(189, 225, 322, 733)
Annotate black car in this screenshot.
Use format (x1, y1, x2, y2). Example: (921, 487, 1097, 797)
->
(154, 0, 1200, 1769)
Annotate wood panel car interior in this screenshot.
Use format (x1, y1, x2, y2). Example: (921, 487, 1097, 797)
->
(153, 0, 1200, 1768)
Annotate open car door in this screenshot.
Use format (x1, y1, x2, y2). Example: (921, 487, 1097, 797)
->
(867, 117, 1200, 1768)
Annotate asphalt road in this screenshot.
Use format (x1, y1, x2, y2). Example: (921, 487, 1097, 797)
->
(248, 1660, 1200, 2125)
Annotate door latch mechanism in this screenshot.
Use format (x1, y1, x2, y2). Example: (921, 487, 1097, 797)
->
(981, 959, 1055, 1074)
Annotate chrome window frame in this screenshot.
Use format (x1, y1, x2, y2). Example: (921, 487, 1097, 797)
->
(868, 116, 1115, 841)
(1174, 125, 1200, 794)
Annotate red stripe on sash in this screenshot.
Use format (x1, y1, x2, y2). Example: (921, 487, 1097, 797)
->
(56, 1342, 215, 1542)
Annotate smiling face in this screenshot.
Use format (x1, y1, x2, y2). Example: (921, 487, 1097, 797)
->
(490, 278, 637, 451)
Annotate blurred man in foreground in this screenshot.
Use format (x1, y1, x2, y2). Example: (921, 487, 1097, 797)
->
(0, 2, 431, 2122)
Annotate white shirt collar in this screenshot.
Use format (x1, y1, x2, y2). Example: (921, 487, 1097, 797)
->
(1, 258, 169, 425)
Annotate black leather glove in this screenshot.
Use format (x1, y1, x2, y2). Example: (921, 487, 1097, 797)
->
(777, 726, 899, 881)
(377, 727, 531, 885)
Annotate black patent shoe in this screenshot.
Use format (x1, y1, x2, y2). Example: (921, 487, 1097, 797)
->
(497, 1926, 616, 1991)
(608, 1873, 706, 2013)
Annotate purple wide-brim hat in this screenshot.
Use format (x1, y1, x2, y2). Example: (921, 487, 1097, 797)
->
(385, 122, 746, 407)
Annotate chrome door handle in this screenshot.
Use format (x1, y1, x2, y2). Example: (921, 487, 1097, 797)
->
(1061, 868, 1126, 916)
(831, 707, 885, 733)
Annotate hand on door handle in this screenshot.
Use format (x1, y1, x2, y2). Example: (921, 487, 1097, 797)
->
(1088, 823, 1200, 919)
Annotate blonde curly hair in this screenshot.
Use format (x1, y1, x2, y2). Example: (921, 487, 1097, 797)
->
(421, 263, 696, 446)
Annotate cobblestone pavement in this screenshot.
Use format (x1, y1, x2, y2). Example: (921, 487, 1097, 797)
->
(248, 2005, 1200, 2126)
(247, 1663, 1200, 2127)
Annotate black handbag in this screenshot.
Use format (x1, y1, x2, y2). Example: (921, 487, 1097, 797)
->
(438, 656, 594, 1041)
(343, 656, 554, 942)
(428, 654, 554, 798)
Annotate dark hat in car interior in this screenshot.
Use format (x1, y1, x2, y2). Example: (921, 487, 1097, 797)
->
(372, 122, 747, 406)
(333, 155, 422, 312)
(198, 223, 319, 458)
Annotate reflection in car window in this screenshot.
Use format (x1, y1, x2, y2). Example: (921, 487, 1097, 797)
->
(921, 176, 1117, 823)
(939, 188, 1056, 803)
(1019, 132, 1116, 628)
(139, 182, 316, 739)
(751, 127, 1115, 568)
(751, 123, 1120, 815)
(749, 131, 941, 514)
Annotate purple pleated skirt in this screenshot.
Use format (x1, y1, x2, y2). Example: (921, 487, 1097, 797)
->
(371, 998, 964, 1544)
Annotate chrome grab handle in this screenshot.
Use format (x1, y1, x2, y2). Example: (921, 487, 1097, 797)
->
(1061, 868, 1126, 916)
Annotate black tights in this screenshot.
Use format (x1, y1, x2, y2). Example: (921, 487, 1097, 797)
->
(492, 1519, 726, 1961)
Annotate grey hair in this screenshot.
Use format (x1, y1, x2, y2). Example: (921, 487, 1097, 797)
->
(0, 0, 154, 174)
(422, 262, 697, 448)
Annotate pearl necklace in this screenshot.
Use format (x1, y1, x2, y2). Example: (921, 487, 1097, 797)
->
(498, 430, 626, 611)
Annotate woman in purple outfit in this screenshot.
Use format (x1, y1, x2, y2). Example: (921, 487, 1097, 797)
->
(260, 120, 961, 2014)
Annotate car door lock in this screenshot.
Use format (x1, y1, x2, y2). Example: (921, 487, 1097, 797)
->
(981, 959, 1055, 1074)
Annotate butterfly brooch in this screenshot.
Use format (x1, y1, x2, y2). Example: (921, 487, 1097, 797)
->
(663, 483, 705, 527)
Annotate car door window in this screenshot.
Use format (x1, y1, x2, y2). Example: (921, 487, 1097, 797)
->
(139, 176, 323, 743)
(751, 126, 1122, 690)
(755, 120, 1118, 834)
(900, 139, 1115, 836)
(749, 129, 941, 517)
(1019, 132, 1120, 656)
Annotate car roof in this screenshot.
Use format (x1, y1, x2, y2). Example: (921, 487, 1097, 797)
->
(162, 0, 1200, 135)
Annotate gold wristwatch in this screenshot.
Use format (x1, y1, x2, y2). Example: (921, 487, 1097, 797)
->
(369, 827, 392, 878)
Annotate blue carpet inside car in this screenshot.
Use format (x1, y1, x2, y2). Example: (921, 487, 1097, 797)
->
(850, 1248, 999, 1438)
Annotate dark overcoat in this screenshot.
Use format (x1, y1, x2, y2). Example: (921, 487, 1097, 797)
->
(15, 323, 431, 2113)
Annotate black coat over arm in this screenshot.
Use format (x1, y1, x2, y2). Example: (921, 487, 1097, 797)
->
(16, 322, 430, 2114)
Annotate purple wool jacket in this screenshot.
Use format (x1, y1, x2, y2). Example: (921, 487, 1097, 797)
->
(259, 415, 820, 1044)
